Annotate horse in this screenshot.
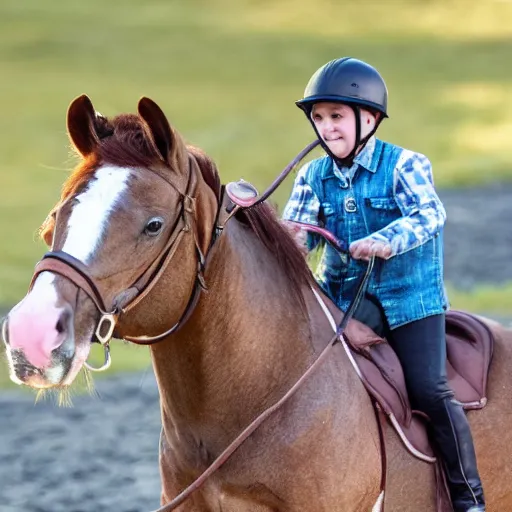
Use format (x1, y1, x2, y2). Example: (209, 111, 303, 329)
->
(3, 95, 512, 511)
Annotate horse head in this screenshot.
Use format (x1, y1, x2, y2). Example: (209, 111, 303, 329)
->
(2, 95, 219, 388)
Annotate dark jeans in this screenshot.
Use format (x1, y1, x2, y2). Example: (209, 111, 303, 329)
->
(355, 295, 453, 407)
(389, 313, 454, 411)
(353, 296, 485, 511)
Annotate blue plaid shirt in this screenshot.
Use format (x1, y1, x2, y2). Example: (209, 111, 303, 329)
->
(283, 137, 447, 256)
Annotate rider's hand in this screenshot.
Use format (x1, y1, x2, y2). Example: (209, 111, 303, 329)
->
(349, 238, 392, 261)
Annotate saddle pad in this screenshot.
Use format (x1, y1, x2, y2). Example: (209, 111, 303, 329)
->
(344, 310, 494, 460)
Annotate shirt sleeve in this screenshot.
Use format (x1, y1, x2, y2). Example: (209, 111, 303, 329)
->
(282, 162, 322, 251)
(366, 150, 447, 257)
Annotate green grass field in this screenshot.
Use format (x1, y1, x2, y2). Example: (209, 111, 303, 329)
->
(1, 0, 511, 387)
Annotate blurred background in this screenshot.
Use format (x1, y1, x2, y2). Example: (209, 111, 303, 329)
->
(1, 0, 512, 367)
(2, 0, 512, 381)
(0, 1, 511, 508)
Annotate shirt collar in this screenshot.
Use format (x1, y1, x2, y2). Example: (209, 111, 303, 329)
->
(333, 136, 378, 175)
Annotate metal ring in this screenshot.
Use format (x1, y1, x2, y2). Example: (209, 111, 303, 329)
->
(84, 343, 111, 372)
(95, 313, 117, 345)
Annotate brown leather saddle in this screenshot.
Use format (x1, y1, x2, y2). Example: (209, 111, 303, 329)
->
(344, 309, 494, 461)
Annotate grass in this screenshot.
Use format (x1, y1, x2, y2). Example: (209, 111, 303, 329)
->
(446, 283, 512, 319)
(1, 0, 511, 382)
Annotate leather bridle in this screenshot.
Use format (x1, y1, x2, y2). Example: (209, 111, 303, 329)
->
(5, 140, 383, 511)
(27, 141, 323, 367)
(28, 154, 210, 371)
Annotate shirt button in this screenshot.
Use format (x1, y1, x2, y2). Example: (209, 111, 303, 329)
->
(340, 182, 349, 189)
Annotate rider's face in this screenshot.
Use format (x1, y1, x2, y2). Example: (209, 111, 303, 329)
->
(311, 103, 377, 159)
(311, 103, 356, 159)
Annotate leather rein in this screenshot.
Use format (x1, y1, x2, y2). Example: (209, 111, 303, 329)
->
(30, 141, 322, 357)
(28, 140, 376, 511)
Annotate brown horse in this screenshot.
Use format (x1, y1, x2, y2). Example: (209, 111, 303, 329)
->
(3, 95, 512, 511)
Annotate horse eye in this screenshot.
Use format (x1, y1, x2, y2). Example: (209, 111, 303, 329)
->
(144, 218, 164, 236)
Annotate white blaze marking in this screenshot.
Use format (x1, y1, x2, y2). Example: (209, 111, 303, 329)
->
(13, 271, 59, 314)
(62, 165, 131, 263)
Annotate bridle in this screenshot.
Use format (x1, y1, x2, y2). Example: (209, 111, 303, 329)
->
(23, 141, 322, 371)
(27, 153, 208, 370)
(5, 139, 382, 511)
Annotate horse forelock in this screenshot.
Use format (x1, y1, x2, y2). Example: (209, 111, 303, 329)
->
(62, 115, 222, 200)
(96, 113, 165, 170)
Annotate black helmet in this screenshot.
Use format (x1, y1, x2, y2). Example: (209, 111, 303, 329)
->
(296, 57, 388, 117)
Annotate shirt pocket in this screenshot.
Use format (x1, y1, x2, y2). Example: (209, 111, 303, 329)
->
(365, 196, 401, 233)
(365, 197, 399, 211)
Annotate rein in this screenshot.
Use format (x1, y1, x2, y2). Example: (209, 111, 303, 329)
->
(23, 139, 376, 511)
(150, 257, 374, 512)
(27, 140, 322, 369)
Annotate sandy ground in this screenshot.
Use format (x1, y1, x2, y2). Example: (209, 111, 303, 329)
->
(1, 185, 511, 512)
(0, 372, 162, 512)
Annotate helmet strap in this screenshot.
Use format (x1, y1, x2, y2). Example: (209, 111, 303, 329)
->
(334, 105, 361, 167)
(334, 106, 383, 168)
(306, 104, 383, 169)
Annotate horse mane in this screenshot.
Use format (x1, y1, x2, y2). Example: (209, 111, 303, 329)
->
(185, 144, 313, 295)
(186, 146, 314, 297)
(235, 204, 314, 295)
(39, 112, 313, 299)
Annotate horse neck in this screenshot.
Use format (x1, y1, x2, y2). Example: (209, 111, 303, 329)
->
(149, 219, 318, 446)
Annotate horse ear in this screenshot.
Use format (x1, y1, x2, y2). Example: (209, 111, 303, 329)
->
(67, 95, 101, 158)
(137, 97, 187, 167)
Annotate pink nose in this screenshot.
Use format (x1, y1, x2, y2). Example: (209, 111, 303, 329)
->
(7, 302, 72, 368)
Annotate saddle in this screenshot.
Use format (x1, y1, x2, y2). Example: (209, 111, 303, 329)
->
(344, 309, 494, 461)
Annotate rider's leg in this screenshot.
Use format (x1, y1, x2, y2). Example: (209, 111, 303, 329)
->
(352, 293, 388, 337)
(388, 314, 485, 512)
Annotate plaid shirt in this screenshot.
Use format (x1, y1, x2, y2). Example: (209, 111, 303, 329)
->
(282, 137, 447, 256)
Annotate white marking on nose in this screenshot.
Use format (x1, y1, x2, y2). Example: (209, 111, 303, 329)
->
(62, 165, 131, 263)
(17, 272, 58, 314)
